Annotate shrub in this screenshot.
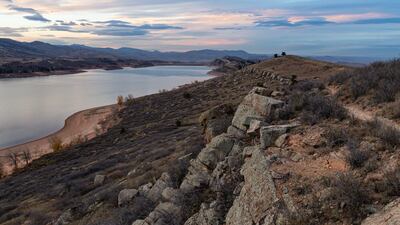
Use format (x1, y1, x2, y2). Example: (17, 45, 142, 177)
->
(117, 95, 124, 106)
(293, 80, 325, 92)
(388, 100, 400, 119)
(324, 128, 348, 148)
(347, 59, 400, 102)
(383, 168, 400, 196)
(301, 95, 347, 124)
(367, 119, 400, 147)
(183, 92, 191, 99)
(49, 136, 64, 151)
(328, 72, 351, 85)
(281, 51, 287, 56)
(125, 94, 135, 104)
(346, 141, 369, 169)
(331, 173, 370, 218)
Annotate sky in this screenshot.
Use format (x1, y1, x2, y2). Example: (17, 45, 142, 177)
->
(0, 0, 399, 57)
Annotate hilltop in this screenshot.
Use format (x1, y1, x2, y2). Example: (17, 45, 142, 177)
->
(1, 56, 400, 225)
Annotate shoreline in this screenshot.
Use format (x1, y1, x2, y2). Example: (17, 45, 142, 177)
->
(0, 104, 118, 175)
(0, 62, 208, 79)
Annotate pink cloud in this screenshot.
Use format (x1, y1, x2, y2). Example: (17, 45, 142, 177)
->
(324, 13, 390, 23)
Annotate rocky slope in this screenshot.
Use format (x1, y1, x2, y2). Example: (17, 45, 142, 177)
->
(1, 56, 399, 225)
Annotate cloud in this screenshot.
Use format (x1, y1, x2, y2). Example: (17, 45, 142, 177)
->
(91, 28, 148, 36)
(353, 17, 400, 24)
(256, 17, 333, 27)
(138, 24, 183, 30)
(0, 27, 25, 37)
(8, 5, 50, 22)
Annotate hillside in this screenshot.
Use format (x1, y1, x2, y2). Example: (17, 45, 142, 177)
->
(1, 56, 400, 225)
(0, 39, 269, 64)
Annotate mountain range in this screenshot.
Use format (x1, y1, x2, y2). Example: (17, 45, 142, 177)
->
(0, 38, 269, 63)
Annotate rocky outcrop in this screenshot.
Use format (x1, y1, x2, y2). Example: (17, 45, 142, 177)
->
(362, 198, 400, 225)
(131, 87, 295, 225)
(231, 87, 284, 131)
(226, 148, 281, 225)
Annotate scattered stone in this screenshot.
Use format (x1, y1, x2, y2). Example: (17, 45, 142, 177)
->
(93, 175, 106, 186)
(291, 153, 303, 162)
(118, 189, 138, 206)
(147, 172, 174, 202)
(139, 183, 153, 195)
(275, 134, 289, 148)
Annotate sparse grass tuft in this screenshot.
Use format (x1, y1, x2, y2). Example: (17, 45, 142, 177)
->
(49, 136, 64, 152)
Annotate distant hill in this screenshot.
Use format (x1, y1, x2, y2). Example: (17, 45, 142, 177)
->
(0, 38, 270, 63)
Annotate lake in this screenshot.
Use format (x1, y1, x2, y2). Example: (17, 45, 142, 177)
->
(0, 66, 211, 148)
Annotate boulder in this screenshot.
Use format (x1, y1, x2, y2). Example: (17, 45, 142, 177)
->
(260, 124, 299, 149)
(231, 88, 284, 131)
(260, 126, 288, 149)
(147, 172, 174, 202)
(225, 149, 280, 225)
(139, 183, 153, 195)
(362, 198, 400, 225)
(184, 201, 224, 225)
(275, 134, 289, 148)
(93, 175, 106, 186)
(146, 202, 183, 225)
(227, 126, 246, 139)
(118, 189, 138, 206)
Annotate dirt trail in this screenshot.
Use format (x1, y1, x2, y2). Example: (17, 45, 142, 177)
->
(328, 86, 400, 131)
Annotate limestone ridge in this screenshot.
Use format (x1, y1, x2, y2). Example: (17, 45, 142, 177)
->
(129, 86, 299, 225)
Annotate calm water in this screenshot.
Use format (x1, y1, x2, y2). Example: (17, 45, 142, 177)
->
(0, 66, 211, 148)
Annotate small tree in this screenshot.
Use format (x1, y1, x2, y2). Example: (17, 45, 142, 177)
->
(21, 149, 32, 165)
(274, 54, 279, 58)
(49, 136, 63, 151)
(281, 52, 287, 56)
(7, 152, 19, 171)
(117, 95, 124, 106)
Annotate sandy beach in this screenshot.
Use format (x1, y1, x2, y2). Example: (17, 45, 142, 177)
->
(0, 104, 118, 175)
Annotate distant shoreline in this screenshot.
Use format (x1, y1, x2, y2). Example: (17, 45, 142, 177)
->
(0, 61, 208, 79)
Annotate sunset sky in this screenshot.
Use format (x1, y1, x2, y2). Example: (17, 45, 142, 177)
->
(0, 0, 399, 57)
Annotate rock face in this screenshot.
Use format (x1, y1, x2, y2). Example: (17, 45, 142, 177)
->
(362, 198, 400, 225)
(231, 87, 284, 131)
(225, 148, 280, 225)
(118, 189, 138, 206)
(199, 104, 235, 143)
